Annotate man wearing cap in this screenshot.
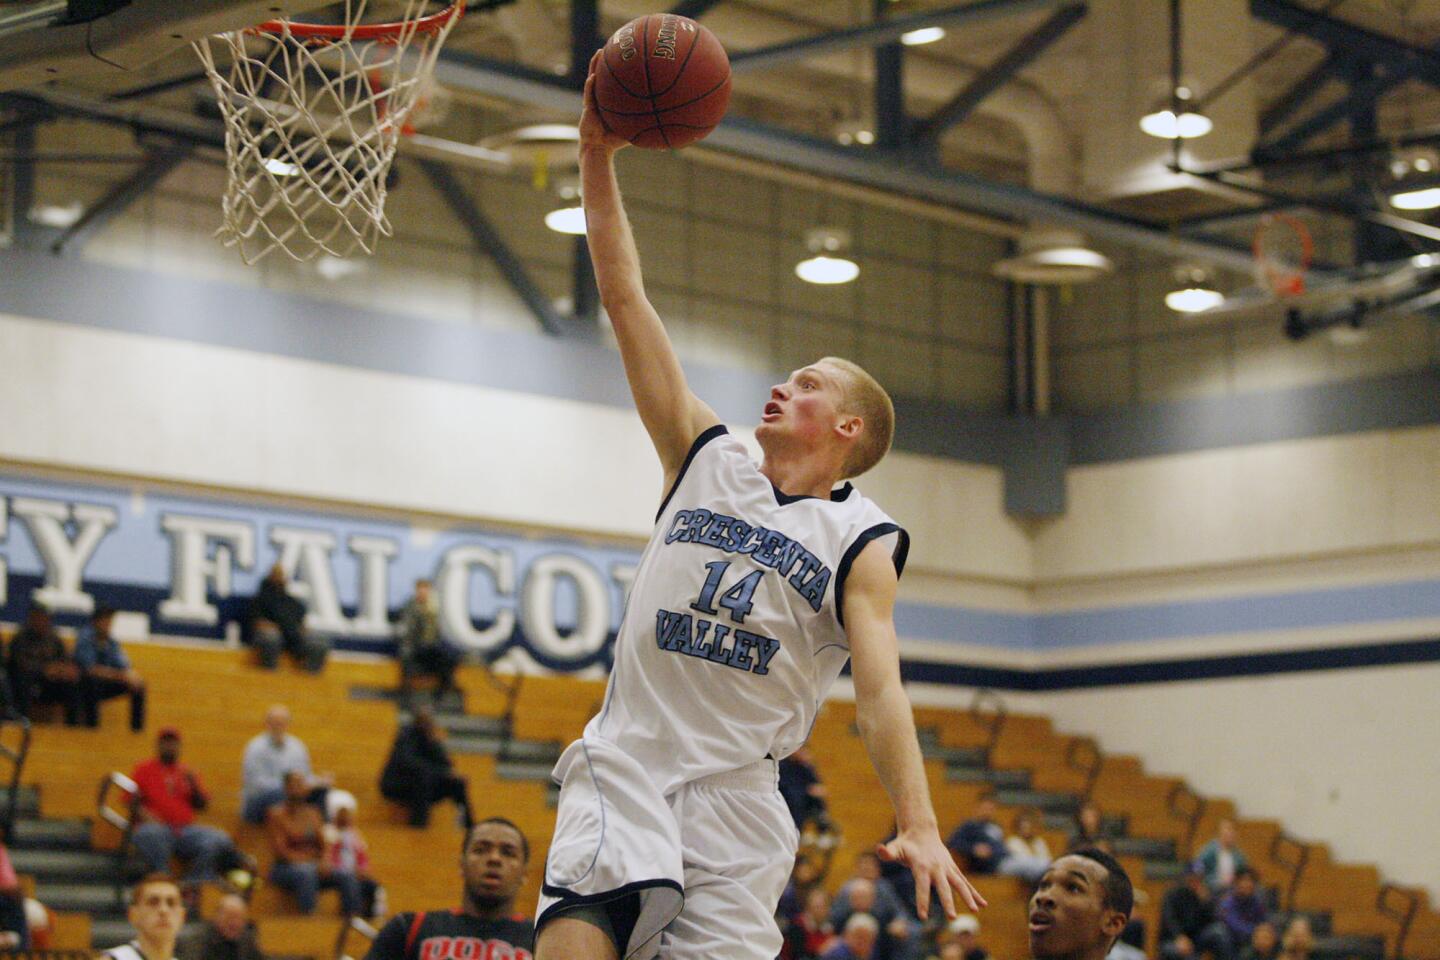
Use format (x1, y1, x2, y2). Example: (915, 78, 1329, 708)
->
(943, 915, 989, 960)
(130, 728, 236, 884)
(75, 605, 147, 732)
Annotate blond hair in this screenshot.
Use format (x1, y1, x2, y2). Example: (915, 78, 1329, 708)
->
(819, 356, 894, 478)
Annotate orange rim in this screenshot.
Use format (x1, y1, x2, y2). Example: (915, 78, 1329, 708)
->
(1253, 212, 1313, 297)
(253, 1, 464, 42)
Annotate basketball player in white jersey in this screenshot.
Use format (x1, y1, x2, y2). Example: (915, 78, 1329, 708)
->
(104, 874, 183, 960)
(533, 55, 986, 960)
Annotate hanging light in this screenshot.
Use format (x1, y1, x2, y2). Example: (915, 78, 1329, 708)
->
(900, 26, 946, 46)
(544, 205, 587, 235)
(1390, 187, 1440, 211)
(796, 227, 859, 285)
(1140, 88, 1212, 139)
(1165, 264, 1223, 313)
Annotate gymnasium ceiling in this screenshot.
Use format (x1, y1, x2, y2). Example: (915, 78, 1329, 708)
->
(4, 0, 1440, 283)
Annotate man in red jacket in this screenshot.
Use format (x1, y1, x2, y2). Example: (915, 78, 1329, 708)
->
(130, 728, 236, 885)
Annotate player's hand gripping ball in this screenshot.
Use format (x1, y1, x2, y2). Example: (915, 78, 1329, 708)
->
(592, 13, 732, 150)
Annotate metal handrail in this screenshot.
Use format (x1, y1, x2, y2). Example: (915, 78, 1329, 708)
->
(477, 656, 524, 762)
(335, 914, 378, 960)
(0, 716, 32, 843)
(1377, 883, 1420, 960)
(1268, 832, 1310, 911)
(1165, 782, 1208, 860)
(1064, 736, 1103, 800)
(97, 771, 140, 907)
(968, 688, 1007, 756)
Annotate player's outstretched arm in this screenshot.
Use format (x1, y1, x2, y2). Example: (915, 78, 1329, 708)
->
(843, 541, 988, 920)
(579, 53, 718, 483)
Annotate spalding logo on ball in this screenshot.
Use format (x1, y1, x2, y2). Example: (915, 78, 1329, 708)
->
(593, 13, 732, 150)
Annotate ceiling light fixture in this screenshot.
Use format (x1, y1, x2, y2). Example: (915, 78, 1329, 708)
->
(1390, 187, 1440, 211)
(544, 205, 587, 235)
(991, 227, 1113, 284)
(796, 227, 860, 285)
(900, 26, 945, 46)
(1140, 0, 1211, 141)
(1165, 264, 1223, 313)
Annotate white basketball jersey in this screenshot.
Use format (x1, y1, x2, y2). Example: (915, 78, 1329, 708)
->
(588, 426, 908, 797)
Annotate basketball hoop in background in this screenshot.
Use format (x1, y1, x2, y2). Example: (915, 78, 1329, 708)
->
(1253, 213, 1314, 298)
(194, 1, 465, 264)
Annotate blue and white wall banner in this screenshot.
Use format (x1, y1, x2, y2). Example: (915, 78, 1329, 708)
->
(0, 473, 640, 672)
(2, 470, 1438, 685)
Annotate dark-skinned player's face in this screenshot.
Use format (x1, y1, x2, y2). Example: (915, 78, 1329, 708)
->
(1028, 855, 1128, 960)
(462, 821, 527, 907)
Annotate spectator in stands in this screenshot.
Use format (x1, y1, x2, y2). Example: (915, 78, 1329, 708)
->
(948, 796, 1007, 874)
(944, 914, 989, 960)
(75, 605, 147, 732)
(1196, 820, 1250, 892)
(176, 893, 265, 960)
(779, 855, 825, 922)
(267, 770, 364, 915)
(1278, 917, 1314, 960)
(1069, 802, 1111, 852)
(364, 818, 534, 960)
(0, 839, 27, 949)
(830, 872, 916, 960)
(823, 913, 880, 960)
(784, 885, 837, 960)
(131, 727, 236, 884)
(1160, 863, 1233, 960)
(102, 874, 184, 960)
(780, 745, 830, 831)
(395, 579, 461, 700)
(323, 791, 383, 919)
(1218, 869, 1268, 947)
(379, 706, 474, 830)
(241, 704, 330, 824)
(1239, 922, 1280, 960)
(1001, 811, 1052, 883)
(7, 603, 81, 725)
(247, 564, 327, 672)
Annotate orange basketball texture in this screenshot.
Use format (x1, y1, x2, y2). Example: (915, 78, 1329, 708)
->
(594, 14, 732, 150)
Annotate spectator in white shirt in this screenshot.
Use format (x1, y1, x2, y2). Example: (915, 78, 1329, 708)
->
(240, 705, 329, 823)
(1001, 811, 1052, 883)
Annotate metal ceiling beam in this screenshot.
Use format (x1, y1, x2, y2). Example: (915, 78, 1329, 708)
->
(1259, 53, 1339, 136)
(417, 159, 569, 337)
(1255, 64, 1403, 160)
(873, 0, 905, 151)
(912, 3, 1085, 145)
(51, 143, 192, 255)
(5, 121, 36, 246)
(669, 0, 725, 19)
(569, 0, 600, 87)
(1193, 168, 1440, 245)
(728, 0, 1070, 75)
(1250, 0, 1440, 89)
(433, 52, 1260, 272)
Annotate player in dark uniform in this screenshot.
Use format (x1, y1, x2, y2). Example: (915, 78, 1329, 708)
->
(365, 818, 534, 960)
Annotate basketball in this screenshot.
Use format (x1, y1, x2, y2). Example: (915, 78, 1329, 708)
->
(593, 13, 731, 150)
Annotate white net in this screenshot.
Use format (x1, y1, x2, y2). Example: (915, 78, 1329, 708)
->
(194, 1, 463, 264)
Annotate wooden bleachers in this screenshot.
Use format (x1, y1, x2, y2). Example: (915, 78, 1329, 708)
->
(14, 638, 1439, 960)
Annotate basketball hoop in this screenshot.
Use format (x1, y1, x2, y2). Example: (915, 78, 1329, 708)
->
(193, 1, 465, 264)
(1253, 213, 1313, 298)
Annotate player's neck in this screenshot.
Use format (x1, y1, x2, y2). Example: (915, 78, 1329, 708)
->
(462, 896, 513, 922)
(136, 933, 175, 960)
(759, 450, 844, 500)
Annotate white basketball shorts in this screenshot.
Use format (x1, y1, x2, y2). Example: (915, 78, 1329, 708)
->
(536, 736, 798, 960)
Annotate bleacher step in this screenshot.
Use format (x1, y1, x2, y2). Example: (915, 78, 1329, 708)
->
(437, 713, 513, 739)
(10, 847, 118, 882)
(0, 785, 41, 820)
(1314, 934, 1384, 960)
(496, 759, 558, 781)
(351, 685, 464, 713)
(993, 788, 1079, 814)
(945, 766, 1030, 788)
(10, 817, 92, 851)
(1041, 811, 1127, 835)
(1111, 836, 1175, 859)
(449, 735, 561, 765)
(35, 881, 126, 915)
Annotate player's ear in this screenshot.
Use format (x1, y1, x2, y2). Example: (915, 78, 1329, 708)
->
(835, 413, 863, 440)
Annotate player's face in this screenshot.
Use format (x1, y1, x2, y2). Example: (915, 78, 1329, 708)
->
(129, 882, 184, 942)
(1028, 856, 1126, 960)
(757, 363, 849, 451)
(463, 822, 527, 906)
